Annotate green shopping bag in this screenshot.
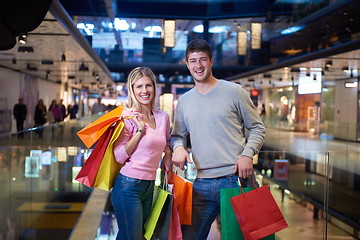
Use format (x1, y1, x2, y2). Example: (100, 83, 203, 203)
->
(220, 187, 275, 240)
(144, 185, 172, 240)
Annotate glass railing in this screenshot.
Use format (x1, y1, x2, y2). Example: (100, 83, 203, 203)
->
(1, 115, 359, 240)
(0, 117, 98, 240)
(254, 149, 360, 239)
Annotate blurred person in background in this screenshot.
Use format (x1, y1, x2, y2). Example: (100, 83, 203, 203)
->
(34, 99, 47, 137)
(13, 97, 27, 138)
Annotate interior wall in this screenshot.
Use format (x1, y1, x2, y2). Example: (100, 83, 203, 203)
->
(0, 67, 61, 133)
(334, 78, 358, 141)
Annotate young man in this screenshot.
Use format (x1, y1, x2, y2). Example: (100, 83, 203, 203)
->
(170, 39, 266, 239)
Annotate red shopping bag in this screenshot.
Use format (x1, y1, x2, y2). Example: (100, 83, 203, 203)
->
(172, 173, 193, 225)
(77, 105, 124, 148)
(75, 126, 114, 188)
(230, 183, 288, 240)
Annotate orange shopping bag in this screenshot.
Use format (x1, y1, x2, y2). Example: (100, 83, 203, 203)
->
(173, 173, 193, 225)
(77, 105, 124, 148)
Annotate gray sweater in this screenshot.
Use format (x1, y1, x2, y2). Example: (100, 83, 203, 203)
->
(170, 80, 266, 178)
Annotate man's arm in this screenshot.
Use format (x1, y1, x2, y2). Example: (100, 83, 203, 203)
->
(170, 100, 192, 170)
(235, 85, 266, 177)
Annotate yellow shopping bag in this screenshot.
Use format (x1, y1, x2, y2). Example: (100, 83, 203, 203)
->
(93, 120, 125, 191)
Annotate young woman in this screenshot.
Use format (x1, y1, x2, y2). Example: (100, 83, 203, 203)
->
(111, 67, 172, 240)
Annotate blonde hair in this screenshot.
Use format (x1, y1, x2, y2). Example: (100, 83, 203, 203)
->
(126, 67, 157, 110)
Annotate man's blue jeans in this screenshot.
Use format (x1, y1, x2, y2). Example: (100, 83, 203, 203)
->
(111, 174, 154, 240)
(182, 174, 255, 240)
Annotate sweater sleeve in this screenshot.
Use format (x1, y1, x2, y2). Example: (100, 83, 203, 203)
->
(236, 85, 266, 158)
(165, 112, 171, 146)
(170, 99, 188, 150)
(113, 119, 135, 164)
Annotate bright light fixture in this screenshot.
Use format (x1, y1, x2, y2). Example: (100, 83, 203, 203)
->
(237, 32, 247, 55)
(281, 26, 304, 35)
(163, 20, 176, 47)
(193, 24, 203, 33)
(144, 26, 162, 32)
(114, 18, 129, 31)
(251, 23, 262, 49)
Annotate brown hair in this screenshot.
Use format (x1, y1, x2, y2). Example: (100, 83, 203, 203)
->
(185, 39, 213, 62)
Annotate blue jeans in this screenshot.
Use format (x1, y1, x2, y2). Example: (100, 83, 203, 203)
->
(111, 174, 154, 240)
(182, 174, 256, 240)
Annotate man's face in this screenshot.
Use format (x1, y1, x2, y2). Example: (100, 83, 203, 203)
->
(186, 51, 213, 83)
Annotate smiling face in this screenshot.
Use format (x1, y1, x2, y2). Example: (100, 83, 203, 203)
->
(133, 76, 155, 107)
(186, 51, 214, 83)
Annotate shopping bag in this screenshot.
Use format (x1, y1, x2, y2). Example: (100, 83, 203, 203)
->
(77, 105, 124, 148)
(220, 187, 275, 240)
(144, 186, 171, 240)
(152, 193, 173, 240)
(93, 120, 125, 191)
(168, 192, 183, 240)
(230, 183, 288, 240)
(172, 173, 192, 225)
(75, 126, 114, 188)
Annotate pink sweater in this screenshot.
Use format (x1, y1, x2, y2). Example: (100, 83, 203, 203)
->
(113, 110, 170, 180)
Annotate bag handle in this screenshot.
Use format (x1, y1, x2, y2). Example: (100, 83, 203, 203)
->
(237, 174, 257, 194)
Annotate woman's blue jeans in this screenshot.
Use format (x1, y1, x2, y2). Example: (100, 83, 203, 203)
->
(181, 174, 256, 240)
(111, 174, 154, 240)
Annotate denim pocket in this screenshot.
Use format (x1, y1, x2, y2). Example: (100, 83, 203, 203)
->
(120, 174, 141, 185)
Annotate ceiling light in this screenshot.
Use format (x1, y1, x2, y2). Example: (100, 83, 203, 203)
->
(26, 64, 37, 71)
(263, 74, 272, 78)
(41, 60, 54, 65)
(18, 46, 33, 52)
(281, 26, 304, 35)
(237, 32, 247, 55)
(209, 26, 229, 33)
(163, 20, 176, 47)
(79, 63, 89, 71)
(193, 24, 204, 33)
(290, 68, 300, 72)
(251, 23, 262, 49)
(144, 26, 162, 32)
(18, 33, 28, 44)
(325, 60, 332, 67)
(114, 18, 129, 31)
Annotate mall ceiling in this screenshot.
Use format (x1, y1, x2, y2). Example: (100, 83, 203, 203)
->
(59, 0, 360, 86)
(0, 0, 359, 93)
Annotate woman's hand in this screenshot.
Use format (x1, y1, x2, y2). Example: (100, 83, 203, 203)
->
(131, 111, 146, 133)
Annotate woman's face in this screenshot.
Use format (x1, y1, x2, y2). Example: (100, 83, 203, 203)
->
(133, 76, 154, 107)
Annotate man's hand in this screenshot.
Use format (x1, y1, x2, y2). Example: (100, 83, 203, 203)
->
(172, 146, 192, 170)
(234, 155, 253, 178)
